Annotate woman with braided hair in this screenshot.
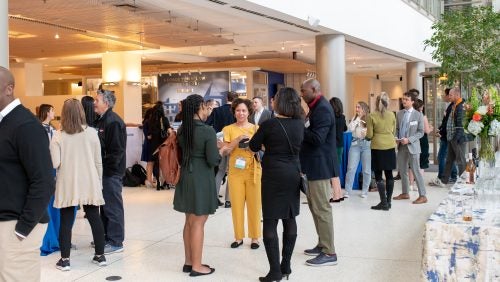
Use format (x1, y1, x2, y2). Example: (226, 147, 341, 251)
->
(173, 94, 222, 277)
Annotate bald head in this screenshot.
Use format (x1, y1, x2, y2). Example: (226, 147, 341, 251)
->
(0, 67, 15, 88)
(0, 67, 16, 111)
(300, 78, 321, 103)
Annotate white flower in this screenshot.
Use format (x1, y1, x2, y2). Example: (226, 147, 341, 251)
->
(489, 119, 500, 136)
(476, 105, 488, 115)
(467, 120, 484, 136)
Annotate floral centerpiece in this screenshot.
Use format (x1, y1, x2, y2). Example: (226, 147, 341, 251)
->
(464, 86, 500, 161)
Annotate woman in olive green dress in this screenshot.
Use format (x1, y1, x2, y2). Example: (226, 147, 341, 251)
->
(173, 94, 222, 277)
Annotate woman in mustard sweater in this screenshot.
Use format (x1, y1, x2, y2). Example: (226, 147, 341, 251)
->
(366, 92, 396, 211)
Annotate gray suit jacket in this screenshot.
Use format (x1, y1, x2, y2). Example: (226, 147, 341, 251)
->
(249, 109, 273, 125)
(396, 109, 424, 155)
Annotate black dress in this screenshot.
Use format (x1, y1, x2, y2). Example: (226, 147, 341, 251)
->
(249, 118, 304, 219)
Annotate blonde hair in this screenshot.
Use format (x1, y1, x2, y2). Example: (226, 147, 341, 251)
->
(61, 99, 86, 134)
(355, 101, 370, 125)
(376, 92, 389, 116)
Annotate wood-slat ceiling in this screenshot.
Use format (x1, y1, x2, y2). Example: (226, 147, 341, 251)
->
(9, 0, 232, 58)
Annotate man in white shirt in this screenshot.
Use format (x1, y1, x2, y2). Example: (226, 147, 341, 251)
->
(0, 66, 54, 281)
(249, 97, 272, 125)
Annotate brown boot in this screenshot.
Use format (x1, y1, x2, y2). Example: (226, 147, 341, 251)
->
(392, 193, 410, 200)
(412, 196, 428, 204)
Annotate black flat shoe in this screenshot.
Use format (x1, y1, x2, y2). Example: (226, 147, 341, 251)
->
(182, 264, 210, 273)
(250, 242, 260, 249)
(189, 267, 215, 277)
(259, 273, 282, 281)
(230, 241, 243, 248)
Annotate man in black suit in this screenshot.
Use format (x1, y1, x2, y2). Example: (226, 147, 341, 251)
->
(299, 78, 339, 267)
(0, 66, 54, 281)
(249, 96, 272, 125)
(206, 91, 237, 207)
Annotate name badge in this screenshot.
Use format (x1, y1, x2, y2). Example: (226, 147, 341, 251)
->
(410, 121, 418, 126)
(235, 157, 246, 169)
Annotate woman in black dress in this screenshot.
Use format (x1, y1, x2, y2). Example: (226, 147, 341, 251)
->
(148, 101, 171, 190)
(249, 87, 304, 282)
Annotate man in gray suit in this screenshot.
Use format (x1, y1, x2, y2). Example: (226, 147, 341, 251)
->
(249, 96, 272, 125)
(393, 92, 428, 204)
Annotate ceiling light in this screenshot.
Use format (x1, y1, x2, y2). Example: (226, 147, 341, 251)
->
(281, 42, 285, 51)
(352, 61, 356, 65)
(230, 53, 234, 56)
(198, 46, 202, 56)
(243, 55, 247, 59)
(54, 33, 60, 39)
(300, 45, 304, 54)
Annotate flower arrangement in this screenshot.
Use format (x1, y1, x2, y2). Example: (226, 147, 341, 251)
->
(464, 86, 500, 161)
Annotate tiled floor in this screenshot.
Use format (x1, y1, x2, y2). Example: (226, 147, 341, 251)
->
(41, 172, 448, 282)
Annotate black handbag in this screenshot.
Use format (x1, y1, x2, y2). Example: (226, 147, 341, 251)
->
(276, 119, 308, 195)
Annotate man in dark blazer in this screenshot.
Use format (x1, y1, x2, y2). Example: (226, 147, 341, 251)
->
(441, 87, 467, 184)
(299, 78, 339, 267)
(249, 96, 272, 125)
(0, 66, 54, 281)
(393, 92, 427, 204)
(206, 91, 237, 207)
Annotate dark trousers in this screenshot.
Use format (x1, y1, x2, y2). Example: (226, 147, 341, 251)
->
(101, 175, 125, 247)
(60, 205, 105, 258)
(437, 139, 457, 181)
(441, 140, 466, 184)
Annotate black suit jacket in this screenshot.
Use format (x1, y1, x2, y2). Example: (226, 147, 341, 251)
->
(206, 104, 235, 132)
(0, 105, 54, 237)
(300, 96, 339, 180)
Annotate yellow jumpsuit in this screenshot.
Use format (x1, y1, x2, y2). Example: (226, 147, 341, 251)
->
(223, 124, 262, 240)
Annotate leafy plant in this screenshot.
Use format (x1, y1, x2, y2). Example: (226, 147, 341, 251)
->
(424, 6, 500, 86)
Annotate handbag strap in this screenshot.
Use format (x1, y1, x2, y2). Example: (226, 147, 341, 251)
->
(275, 118, 302, 172)
(275, 118, 294, 155)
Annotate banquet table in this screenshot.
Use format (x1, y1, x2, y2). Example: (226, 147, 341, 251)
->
(422, 183, 500, 281)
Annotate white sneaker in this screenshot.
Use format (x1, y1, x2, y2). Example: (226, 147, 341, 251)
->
(359, 193, 367, 198)
(428, 178, 444, 187)
(343, 194, 350, 198)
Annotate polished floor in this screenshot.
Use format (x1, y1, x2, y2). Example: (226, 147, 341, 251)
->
(41, 172, 448, 282)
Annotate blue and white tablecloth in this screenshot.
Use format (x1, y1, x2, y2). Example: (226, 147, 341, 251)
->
(422, 184, 500, 281)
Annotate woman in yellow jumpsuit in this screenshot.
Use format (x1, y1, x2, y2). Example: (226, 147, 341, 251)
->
(222, 98, 262, 249)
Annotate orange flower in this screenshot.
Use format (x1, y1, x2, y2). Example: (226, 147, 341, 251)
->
(472, 113, 482, 121)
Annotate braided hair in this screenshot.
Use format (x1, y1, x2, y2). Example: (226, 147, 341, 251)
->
(178, 94, 204, 166)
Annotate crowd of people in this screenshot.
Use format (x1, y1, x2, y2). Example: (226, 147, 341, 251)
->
(0, 63, 467, 281)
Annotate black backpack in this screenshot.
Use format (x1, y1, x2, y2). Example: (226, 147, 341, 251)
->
(123, 167, 141, 187)
(131, 164, 147, 185)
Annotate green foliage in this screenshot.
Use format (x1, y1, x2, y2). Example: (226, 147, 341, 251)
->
(424, 6, 500, 86)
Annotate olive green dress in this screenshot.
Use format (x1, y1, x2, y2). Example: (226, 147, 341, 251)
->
(173, 120, 221, 215)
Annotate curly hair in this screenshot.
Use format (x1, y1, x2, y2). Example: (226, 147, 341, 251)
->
(231, 98, 253, 117)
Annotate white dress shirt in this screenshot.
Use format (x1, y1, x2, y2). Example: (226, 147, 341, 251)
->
(0, 98, 21, 123)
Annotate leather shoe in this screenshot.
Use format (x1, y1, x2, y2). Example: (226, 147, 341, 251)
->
(182, 264, 210, 273)
(250, 242, 260, 249)
(189, 267, 215, 277)
(393, 193, 410, 200)
(230, 240, 243, 248)
(412, 196, 428, 204)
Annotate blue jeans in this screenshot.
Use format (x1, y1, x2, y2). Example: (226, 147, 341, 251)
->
(437, 140, 457, 181)
(345, 139, 371, 195)
(101, 175, 125, 247)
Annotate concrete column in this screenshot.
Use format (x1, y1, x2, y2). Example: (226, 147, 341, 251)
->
(406, 61, 425, 98)
(102, 52, 142, 124)
(315, 34, 346, 105)
(0, 0, 8, 68)
(10, 63, 43, 96)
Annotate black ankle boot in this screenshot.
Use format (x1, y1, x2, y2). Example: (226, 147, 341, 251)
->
(386, 179, 394, 209)
(260, 237, 282, 282)
(280, 234, 296, 279)
(371, 181, 389, 210)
